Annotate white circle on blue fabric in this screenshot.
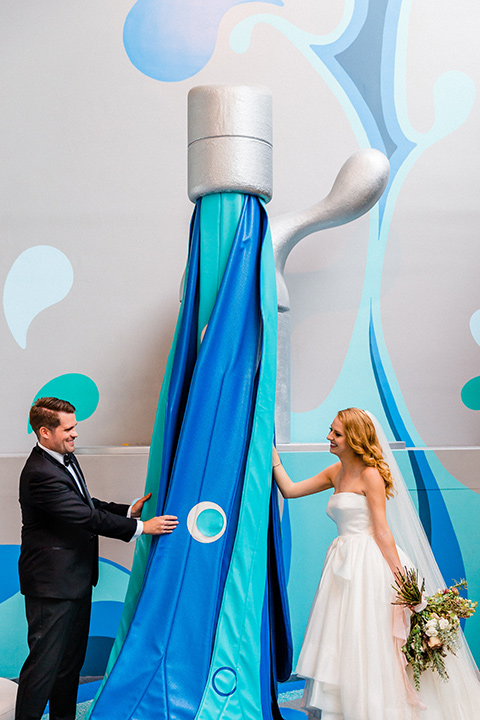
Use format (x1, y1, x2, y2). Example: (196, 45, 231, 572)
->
(186, 502, 227, 543)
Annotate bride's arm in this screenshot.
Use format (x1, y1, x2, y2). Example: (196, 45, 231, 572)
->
(363, 467, 402, 575)
(272, 445, 337, 498)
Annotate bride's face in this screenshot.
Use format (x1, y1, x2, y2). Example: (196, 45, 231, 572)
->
(327, 416, 348, 456)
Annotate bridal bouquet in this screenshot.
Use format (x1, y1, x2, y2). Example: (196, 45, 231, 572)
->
(393, 567, 477, 690)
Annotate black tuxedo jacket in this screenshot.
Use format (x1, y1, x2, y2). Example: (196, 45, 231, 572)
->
(18, 445, 137, 599)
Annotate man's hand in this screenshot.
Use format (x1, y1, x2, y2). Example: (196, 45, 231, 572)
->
(132, 494, 178, 534)
(131, 492, 152, 519)
(143, 515, 179, 535)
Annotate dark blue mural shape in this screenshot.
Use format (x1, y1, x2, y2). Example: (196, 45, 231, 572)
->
(369, 306, 465, 587)
(310, 0, 416, 219)
(0, 545, 20, 604)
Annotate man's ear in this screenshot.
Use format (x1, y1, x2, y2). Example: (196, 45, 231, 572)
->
(39, 426, 50, 440)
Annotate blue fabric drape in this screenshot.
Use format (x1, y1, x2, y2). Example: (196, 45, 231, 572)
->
(88, 194, 291, 720)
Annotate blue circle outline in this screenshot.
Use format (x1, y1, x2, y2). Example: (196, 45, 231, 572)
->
(212, 666, 237, 697)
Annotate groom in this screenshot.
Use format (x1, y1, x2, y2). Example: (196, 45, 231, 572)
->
(15, 397, 178, 720)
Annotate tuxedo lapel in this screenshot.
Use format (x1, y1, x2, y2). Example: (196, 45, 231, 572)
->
(34, 446, 93, 506)
(34, 445, 71, 477)
(69, 455, 94, 509)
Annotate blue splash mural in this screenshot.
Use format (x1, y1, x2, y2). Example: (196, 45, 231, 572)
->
(3, 1, 479, 702)
(230, 0, 477, 594)
(3, 246, 74, 349)
(0, 549, 128, 679)
(123, 0, 283, 82)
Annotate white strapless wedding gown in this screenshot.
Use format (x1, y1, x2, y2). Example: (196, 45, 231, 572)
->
(295, 492, 480, 720)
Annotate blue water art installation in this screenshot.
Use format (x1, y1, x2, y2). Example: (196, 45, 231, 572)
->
(87, 193, 292, 720)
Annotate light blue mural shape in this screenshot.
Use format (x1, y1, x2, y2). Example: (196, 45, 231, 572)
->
(3, 246, 74, 349)
(123, 0, 282, 82)
(28, 373, 99, 432)
(230, 0, 476, 594)
(470, 309, 480, 347)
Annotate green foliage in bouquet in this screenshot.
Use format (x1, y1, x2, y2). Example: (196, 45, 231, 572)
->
(393, 568, 477, 691)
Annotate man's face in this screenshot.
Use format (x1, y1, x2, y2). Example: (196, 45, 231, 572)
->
(40, 412, 78, 455)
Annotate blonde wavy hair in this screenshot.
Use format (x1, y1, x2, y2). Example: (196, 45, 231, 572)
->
(336, 408, 395, 499)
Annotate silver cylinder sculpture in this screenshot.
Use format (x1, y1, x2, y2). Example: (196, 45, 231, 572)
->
(188, 85, 273, 203)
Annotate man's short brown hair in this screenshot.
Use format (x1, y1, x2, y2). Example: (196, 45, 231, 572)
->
(30, 397, 76, 438)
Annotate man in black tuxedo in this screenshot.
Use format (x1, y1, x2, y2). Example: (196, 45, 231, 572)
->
(15, 397, 178, 720)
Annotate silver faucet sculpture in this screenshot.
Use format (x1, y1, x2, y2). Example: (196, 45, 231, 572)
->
(187, 85, 390, 443)
(271, 149, 390, 442)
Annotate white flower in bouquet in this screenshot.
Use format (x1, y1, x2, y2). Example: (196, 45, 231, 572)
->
(425, 621, 438, 637)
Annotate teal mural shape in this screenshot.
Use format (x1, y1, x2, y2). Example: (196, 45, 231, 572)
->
(3, 246, 74, 349)
(28, 373, 99, 433)
(461, 376, 480, 411)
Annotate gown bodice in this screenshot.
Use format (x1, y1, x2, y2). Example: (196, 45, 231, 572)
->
(326, 491, 374, 537)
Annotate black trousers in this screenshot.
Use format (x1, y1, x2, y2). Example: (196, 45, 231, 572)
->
(15, 592, 92, 720)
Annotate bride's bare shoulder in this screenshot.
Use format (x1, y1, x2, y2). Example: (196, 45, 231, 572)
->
(327, 462, 342, 484)
(361, 465, 385, 493)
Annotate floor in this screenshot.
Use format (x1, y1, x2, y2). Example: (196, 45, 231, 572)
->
(39, 677, 308, 719)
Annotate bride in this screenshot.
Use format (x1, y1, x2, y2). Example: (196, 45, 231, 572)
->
(273, 407, 480, 719)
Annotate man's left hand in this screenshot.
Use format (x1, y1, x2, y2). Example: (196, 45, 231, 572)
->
(131, 492, 152, 519)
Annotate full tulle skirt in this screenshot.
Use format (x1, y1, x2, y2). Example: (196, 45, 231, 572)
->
(296, 498, 480, 719)
(296, 531, 414, 720)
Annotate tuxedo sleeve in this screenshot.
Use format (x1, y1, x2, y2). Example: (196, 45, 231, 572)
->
(92, 499, 131, 516)
(28, 469, 137, 542)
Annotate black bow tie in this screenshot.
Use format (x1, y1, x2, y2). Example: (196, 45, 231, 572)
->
(64, 453, 73, 466)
